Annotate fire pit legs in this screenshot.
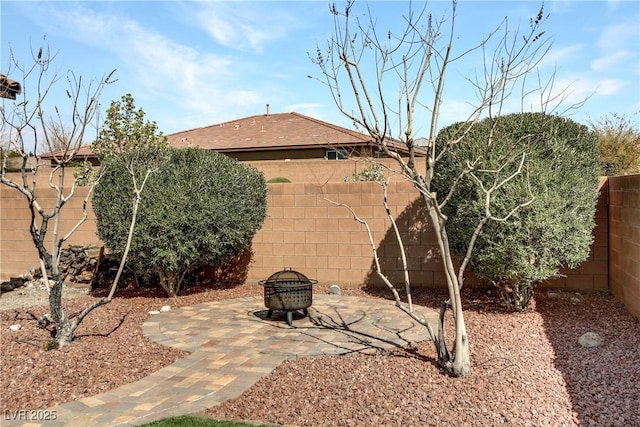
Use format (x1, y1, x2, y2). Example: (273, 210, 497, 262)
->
(265, 308, 310, 326)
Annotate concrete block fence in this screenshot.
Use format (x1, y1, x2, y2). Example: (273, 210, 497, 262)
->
(1, 173, 638, 317)
(608, 175, 640, 318)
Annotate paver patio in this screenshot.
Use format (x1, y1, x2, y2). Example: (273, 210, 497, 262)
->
(7, 294, 438, 427)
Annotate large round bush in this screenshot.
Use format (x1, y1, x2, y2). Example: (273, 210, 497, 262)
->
(432, 112, 600, 310)
(93, 147, 267, 296)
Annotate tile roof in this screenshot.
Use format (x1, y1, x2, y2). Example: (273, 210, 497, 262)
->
(166, 112, 376, 152)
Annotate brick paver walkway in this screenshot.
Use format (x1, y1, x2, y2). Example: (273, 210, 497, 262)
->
(8, 294, 437, 427)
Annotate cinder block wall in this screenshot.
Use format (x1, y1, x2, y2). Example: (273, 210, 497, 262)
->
(248, 180, 462, 288)
(245, 157, 428, 183)
(539, 177, 609, 291)
(249, 180, 610, 290)
(608, 174, 640, 318)
(0, 184, 97, 280)
(0, 175, 615, 295)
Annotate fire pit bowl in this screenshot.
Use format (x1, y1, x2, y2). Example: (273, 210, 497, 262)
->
(259, 268, 318, 326)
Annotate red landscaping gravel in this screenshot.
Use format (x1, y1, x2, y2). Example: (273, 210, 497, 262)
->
(1, 283, 639, 426)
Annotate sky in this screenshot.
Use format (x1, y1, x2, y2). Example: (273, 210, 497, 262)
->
(1, 0, 639, 143)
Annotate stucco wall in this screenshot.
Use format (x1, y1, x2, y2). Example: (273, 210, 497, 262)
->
(608, 174, 640, 318)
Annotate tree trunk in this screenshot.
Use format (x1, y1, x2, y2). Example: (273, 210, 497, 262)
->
(158, 270, 181, 297)
(450, 303, 471, 376)
(425, 194, 472, 376)
(48, 277, 74, 346)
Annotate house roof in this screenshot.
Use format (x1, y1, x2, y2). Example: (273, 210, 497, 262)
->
(42, 111, 418, 159)
(166, 112, 379, 153)
(40, 145, 96, 161)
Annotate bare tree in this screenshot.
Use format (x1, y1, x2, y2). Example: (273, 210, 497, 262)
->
(313, 1, 567, 376)
(1, 44, 116, 346)
(45, 120, 74, 153)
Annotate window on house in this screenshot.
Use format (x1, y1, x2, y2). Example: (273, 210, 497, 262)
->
(326, 149, 348, 160)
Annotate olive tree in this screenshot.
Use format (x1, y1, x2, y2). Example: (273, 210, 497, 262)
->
(1, 44, 116, 346)
(92, 94, 169, 297)
(314, 1, 578, 376)
(433, 113, 601, 311)
(93, 147, 267, 297)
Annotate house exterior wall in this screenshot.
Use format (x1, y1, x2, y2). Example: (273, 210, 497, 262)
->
(227, 145, 386, 162)
(228, 148, 328, 162)
(608, 174, 640, 318)
(1, 176, 612, 298)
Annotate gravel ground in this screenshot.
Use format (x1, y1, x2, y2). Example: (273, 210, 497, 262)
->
(1, 283, 639, 426)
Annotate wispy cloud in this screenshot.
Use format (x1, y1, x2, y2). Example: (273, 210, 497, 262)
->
(591, 51, 632, 72)
(591, 21, 639, 76)
(597, 21, 639, 50)
(537, 44, 585, 71)
(593, 79, 626, 96)
(47, 4, 264, 130)
(523, 75, 628, 118)
(193, 2, 302, 53)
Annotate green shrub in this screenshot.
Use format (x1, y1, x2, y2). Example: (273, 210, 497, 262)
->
(267, 177, 291, 183)
(591, 113, 640, 176)
(433, 113, 600, 310)
(345, 164, 385, 182)
(93, 147, 267, 296)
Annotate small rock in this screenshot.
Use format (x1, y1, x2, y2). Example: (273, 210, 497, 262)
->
(1, 282, 15, 292)
(39, 314, 51, 327)
(1, 277, 30, 293)
(148, 310, 160, 315)
(76, 272, 94, 283)
(579, 332, 604, 348)
(570, 295, 583, 304)
(9, 324, 21, 332)
(547, 292, 561, 300)
(160, 305, 171, 312)
(329, 284, 341, 295)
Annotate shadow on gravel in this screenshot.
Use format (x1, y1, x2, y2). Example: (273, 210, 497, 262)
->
(536, 291, 640, 425)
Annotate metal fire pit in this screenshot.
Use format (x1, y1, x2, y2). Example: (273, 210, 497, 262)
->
(259, 268, 318, 326)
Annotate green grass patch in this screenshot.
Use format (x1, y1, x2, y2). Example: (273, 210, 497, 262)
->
(139, 415, 275, 427)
